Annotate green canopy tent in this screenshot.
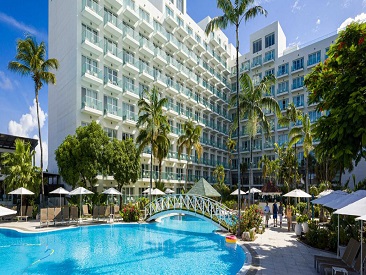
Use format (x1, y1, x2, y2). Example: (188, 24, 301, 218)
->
(186, 178, 221, 198)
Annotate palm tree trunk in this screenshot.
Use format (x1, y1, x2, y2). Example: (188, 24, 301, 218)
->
(35, 90, 44, 206)
(149, 139, 153, 204)
(306, 156, 309, 208)
(249, 137, 254, 206)
(235, 23, 241, 236)
(185, 160, 188, 191)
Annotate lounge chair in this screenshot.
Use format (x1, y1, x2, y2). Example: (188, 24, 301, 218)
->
(62, 206, 70, 224)
(40, 208, 48, 227)
(320, 243, 366, 275)
(82, 205, 92, 219)
(314, 238, 360, 271)
(98, 206, 106, 220)
(26, 206, 33, 220)
(104, 205, 111, 221)
(114, 205, 122, 222)
(47, 207, 55, 226)
(54, 207, 62, 225)
(70, 206, 78, 223)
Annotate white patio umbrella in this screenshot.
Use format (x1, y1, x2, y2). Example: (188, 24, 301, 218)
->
(103, 187, 122, 216)
(317, 189, 333, 198)
(283, 189, 311, 198)
(142, 188, 152, 194)
(164, 188, 175, 194)
(230, 189, 245, 196)
(311, 190, 347, 205)
(249, 188, 262, 194)
(69, 187, 94, 220)
(323, 190, 366, 210)
(9, 187, 34, 216)
(0, 206, 17, 217)
(50, 187, 70, 209)
(151, 188, 165, 195)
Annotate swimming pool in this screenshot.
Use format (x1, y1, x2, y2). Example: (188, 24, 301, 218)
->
(0, 215, 245, 274)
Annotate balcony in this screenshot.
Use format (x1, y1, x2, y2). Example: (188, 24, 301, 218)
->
(81, 30, 103, 56)
(104, 105, 122, 122)
(122, 0, 139, 24)
(174, 25, 188, 38)
(165, 33, 179, 53)
(291, 65, 304, 74)
(104, 76, 122, 95)
(165, 103, 178, 116)
(153, 47, 168, 66)
(166, 56, 179, 74)
(122, 56, 139, 75)
(104, 13, 122, 38)
(139, 63, 154, 82)
(138, 13, 154, 34)
(251, 59, 262, 69)
(122, 81, 139, 101)
(164, 14, 178, 29)
(104, 46, 122, 66)
(307, 58, 320, 69)
(81, 0, 103, 25)
(153, 25, 168, 44)
(122, 27, 139, 49)
(153, 74, 167, 89)
(277, 88, 289, 96)
(104, 0, 123, 11)
(122, 110, 137, 126)
(176, 43, 189, 60)
(81, 64, 103, 86)
(81, 96, 103, 116)
(291, 83, 304, 92)
(276, 69, 289, 79)
(139, 37, 154, 58)
(263, 54, 275, 64)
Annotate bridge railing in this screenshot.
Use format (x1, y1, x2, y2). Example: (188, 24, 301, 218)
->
(144, 194, 236, 230)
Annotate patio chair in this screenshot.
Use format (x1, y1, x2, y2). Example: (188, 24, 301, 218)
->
(314, 238, 360, 271)
(40, 208, 48, 227)
(320, 243, 366, 275)
(104, 205, 111, 221)
(92, 205, 99, 221)
(47, 207, 55, 226)
(114, 205, 122, 222)
(54, 207, 62, 225)
(25, 206, 33, 220)
(98, 206, 106, 220)
(82, 205, 92, 219)
(62, 206, 70, 224)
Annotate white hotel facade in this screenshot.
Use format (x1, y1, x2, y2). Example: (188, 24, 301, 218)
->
(48, 0, 337, 196)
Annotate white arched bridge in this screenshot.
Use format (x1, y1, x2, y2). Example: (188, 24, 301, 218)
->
(144, 194, 235, 231)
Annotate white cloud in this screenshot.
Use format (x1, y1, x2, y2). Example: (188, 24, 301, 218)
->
(0, 71, 13, 90)
(291, 0, 302, 12)
(0, 12, 47, 41)
(338, 13, 366, 32)
(316, 19, 321, 25)
(8, 99, 48, 169)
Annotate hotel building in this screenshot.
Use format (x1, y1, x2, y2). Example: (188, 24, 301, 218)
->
(48, 0, 337, 196)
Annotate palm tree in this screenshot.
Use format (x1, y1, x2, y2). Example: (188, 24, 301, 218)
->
(213, 165, 225, 186)
(177, 120, 203, 190)
(289, 113, 313, 197)
(226, 137, 236, 188)
(231, 73, 281, 205)
(8, 36, 59, 198)
(2, 139, 40, 193)
(136, 87, 169, 202)
(258, 155, 271, 182)
(153, 125, 171, 186)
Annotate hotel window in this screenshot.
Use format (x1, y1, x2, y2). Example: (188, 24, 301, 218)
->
(177, 0, 184, 12)
(325, 47, 330, 59)
(123, 102, 135, 117)
(292, 76, 304, 90)
(139, 83, 148, 97)
(278, 134, 288, 146)
(252, 55, 262, 67)
(308, 51, 321, 66)
(82, 56, 98, 75)
(123, 50, 135, 64)
(265, 68, 274, 77)
(278, 98, 289, 110)
(122, 132, 133, 140)
(277, 63, 289, 76)
(104, 96, 118, 115)
(253, 38, 262, 53)
(165, 6, 174, 17)
(195, 34, 201, 44)
(82, 24, 98, 43)
(81, 87, 98, 109)
(265, 33, 275, 48)
(104, 8, 118, 26)
(309, 110, 322, 123)
(123, 76, 134, 91)
(292, 57, 304, 71)
(104, 37, 117, 56)
(264, 49, 275, 62)
(293, 94, 304, 107)
(177, 17, 184, 27)
(104, 128, 117, 139)
(104, 66, 118, 85)
(265, 136, 275, 148)
(253, 73, 262, 86)
(187, 26, 192, 35)
(139, 8, 150, 22)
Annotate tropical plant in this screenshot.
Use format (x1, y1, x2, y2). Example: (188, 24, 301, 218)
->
(213, 165, 225, 186)
(153, 124, 171, 185)
(205, 0, 267, 219)
(2, 139, 40, 193)
(309, 185, 319, 196)
(278, 102, 303, 130)
(177, 120, 203, 190)
(231, 74, 281, 202)
(232, 204, 263, 235)
(275, 143, 299, 192)
(226, 137, 236, 188)
(136, 87, 169, 202)
(289, 114, 313, 196)
(8, 36, 59, 198)
(121, 203, 140, 222)
(305, 22, 366, 179)
(258, 155, 271, 181)
(318, 180, 332, 193)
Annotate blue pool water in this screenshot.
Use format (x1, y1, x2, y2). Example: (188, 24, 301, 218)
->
(0, 215, 245, 274)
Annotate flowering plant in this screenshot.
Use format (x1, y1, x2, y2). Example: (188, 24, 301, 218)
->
(232, 204, 263, 235)
(121, 203, 140, 222)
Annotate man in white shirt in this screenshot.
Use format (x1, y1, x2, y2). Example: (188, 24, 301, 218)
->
(263, 202, 271, 228)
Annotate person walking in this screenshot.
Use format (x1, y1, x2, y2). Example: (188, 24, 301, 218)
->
(278, 201, 284, 228)
(272, 200, 278, 227)
(286, 205, 293, 232)
(263, 202, 270, 228)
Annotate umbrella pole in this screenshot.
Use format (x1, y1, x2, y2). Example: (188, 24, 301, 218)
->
(360, 220, 363, 275)
(20, 194, 22, 217)
(80, 194, 82, 222)
(337, 214, 340, 258)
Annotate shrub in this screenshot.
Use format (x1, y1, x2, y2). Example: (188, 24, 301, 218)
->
(121, 203, 140, 222)
(223, 200, 236, 209)
(296, 214, 309, 224)
(296, 202, 307, 214)
(232, 204, 263, 235)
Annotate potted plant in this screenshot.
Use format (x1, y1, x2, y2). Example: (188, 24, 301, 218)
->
(296, 214, 309, 235)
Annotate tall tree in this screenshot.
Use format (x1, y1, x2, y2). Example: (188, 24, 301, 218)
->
(8, 36, 59, 198)
(2, 139, 40, 193)
(305, 22, 366, 176)
(258, 155, 271, 182)
(106, 138, 140, 207)
(231, 74, 281, 204)
(226, 137, 236, 188)
(177, 120, 203, 190)
(55, 121, 110, 188)
(136, 87, 169, 202)
(288, 113, 313, 196)
(213, 164, 225, 186)
(205, 0, 267, 223)
(153, 124, 171, 186)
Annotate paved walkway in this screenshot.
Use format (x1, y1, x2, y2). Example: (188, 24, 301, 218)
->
(243, 220, 334, 275)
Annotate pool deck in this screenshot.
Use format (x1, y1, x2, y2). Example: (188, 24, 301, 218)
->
(0, 219, 334, 274)
(238, 220, 334, 275)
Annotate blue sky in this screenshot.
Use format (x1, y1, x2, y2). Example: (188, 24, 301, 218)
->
(0, 0, 365, 169)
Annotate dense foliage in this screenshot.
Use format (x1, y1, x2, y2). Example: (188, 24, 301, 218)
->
(232, 204, 263, 235)
(121, 203, 140, 222)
